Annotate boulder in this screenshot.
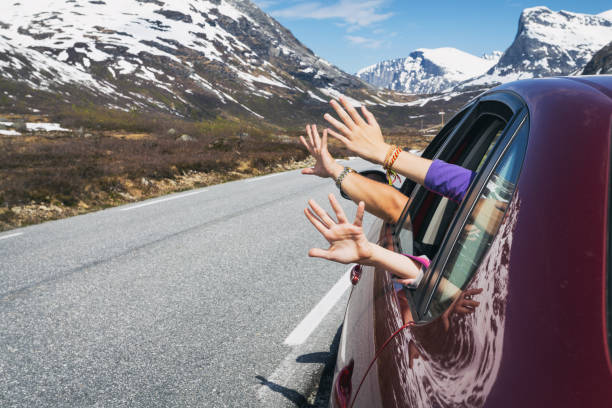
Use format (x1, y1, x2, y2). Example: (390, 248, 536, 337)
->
(177, 134, 195, 142)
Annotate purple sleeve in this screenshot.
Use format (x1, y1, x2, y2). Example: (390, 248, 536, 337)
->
(424, 159, 476, 202)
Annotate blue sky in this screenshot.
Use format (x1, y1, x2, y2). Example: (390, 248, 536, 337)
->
(252, 1, 612, 74)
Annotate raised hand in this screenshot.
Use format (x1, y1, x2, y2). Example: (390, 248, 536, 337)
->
(324, 97, 388, 164)
(300, 124, 343, 179)
(441, 287, 483, 332)
(304, 194, 373, 264)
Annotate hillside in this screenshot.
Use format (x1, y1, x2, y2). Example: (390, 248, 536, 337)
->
(0, 0, 413, 128)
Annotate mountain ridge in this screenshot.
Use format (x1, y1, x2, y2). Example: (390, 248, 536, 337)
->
(0, 0, 410, 127)
(357, 6, 612, 94)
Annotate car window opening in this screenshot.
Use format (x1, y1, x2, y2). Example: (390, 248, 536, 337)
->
(398, 112, 508, 262)
(424, 119, 529, 320)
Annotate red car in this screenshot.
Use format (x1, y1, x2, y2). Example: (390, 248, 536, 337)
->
(332, 76, 612, 407)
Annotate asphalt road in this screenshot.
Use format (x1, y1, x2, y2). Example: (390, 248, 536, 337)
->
(0, 158, 377, 407)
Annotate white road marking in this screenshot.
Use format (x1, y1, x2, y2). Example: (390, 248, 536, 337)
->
(284, 266, 352, 346)
(119, 190, 208, 211)
(0, 232, 23, 241)
(244, 172, 284, 183)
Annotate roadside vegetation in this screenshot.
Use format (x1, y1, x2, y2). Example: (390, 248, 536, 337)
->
(0, 104, 431, 232)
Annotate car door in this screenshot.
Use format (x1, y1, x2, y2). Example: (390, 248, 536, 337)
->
(330, 103, 475, 408)
(348, 92, 529, 407)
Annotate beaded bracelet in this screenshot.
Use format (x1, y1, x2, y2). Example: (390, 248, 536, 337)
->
(335, 166, 355, 189)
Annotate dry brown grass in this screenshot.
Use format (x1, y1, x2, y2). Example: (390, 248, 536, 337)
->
(0, 129, 318, 231)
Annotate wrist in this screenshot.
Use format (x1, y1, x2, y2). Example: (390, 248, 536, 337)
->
(373, 143, 392, 165)
(362, 243, 382, 266)
(329, 162, 344, 179)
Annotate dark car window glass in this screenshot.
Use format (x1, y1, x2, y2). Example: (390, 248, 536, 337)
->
(424, 123, 528, 319)
(397, 113, 507, 260)
(400, 105, 473, 198)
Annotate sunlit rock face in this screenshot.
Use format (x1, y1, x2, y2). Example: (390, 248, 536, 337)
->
(582, 40, 612, 75)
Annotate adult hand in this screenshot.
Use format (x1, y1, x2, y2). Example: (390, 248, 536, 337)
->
(324, 97, 388, 164)
(305, 194, 373, 264)
(300, 124, 343, 179)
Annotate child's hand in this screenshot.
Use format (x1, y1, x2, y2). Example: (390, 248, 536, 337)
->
(305, 194, 372, 264)
(300, 125, 343, 179)
(324, 97, 388, 164)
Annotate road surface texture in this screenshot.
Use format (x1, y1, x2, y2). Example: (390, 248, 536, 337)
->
(0, 158, 378, 407)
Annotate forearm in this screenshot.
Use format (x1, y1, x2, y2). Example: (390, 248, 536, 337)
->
(338, 171, 408, 223)
(371, 145, 433, 186)
(365, 243, 421, 280)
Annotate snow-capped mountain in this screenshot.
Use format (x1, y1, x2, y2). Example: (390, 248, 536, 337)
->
(466, 6, 612, 86)
(356, 48, 500, 94)
(0, 0, 389, 124)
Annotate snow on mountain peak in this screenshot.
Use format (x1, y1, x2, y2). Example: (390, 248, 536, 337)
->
(357, 47, 497, 94)
(598, 9, 612, 21)
(462, 7, 612, 87)
(0, 0, 375, 122)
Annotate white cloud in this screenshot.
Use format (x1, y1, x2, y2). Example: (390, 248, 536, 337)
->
(270, 0, 393, 27)
(345, 35, 383, 49)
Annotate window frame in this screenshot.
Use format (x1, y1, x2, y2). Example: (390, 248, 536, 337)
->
(418, 110, 529, 319)
(393, 90, 528, 321)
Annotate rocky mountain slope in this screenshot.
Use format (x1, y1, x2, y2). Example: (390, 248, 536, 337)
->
(582, 40, 612, 75)
(464, 7, 612, 86)
(356, 48, 500, 94)
(0, 0, 405, 127)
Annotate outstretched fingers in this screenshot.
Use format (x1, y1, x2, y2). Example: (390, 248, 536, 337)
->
(360, 105, 377, 127)
(328, 194, 348, 224)
(309, 199, 336, 228)
(312, 124, 321, 151)
(304, 207, 328, 236)
(321, 129, 329, 152)
(306, 124, 316, 151)
(329, 99, 356, 130)
(339, 97, 366, 126)
(324, 112, 352, 136)
(326, 127, 350, 145)
(299, 135, 314, 156)
(354, 201, 365, 227)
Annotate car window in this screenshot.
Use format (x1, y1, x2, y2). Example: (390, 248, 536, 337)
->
(396, 109, 510, 260)
(423, 120, 528, 320)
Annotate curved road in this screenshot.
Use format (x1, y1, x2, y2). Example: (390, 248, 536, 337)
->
(0, 159, 376, 407)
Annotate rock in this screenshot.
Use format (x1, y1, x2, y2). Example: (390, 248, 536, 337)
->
(141, 177, 151, 186)
(76, 127, 84, 137)
(84, 133, 93, 138)
(13, 119, 27, 132)
(167, 128, 176, 136)
(177, 134, 195, 142)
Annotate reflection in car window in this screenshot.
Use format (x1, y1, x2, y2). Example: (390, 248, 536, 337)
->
(425, 122, 528, 319)
(398, 113, 507, 261)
